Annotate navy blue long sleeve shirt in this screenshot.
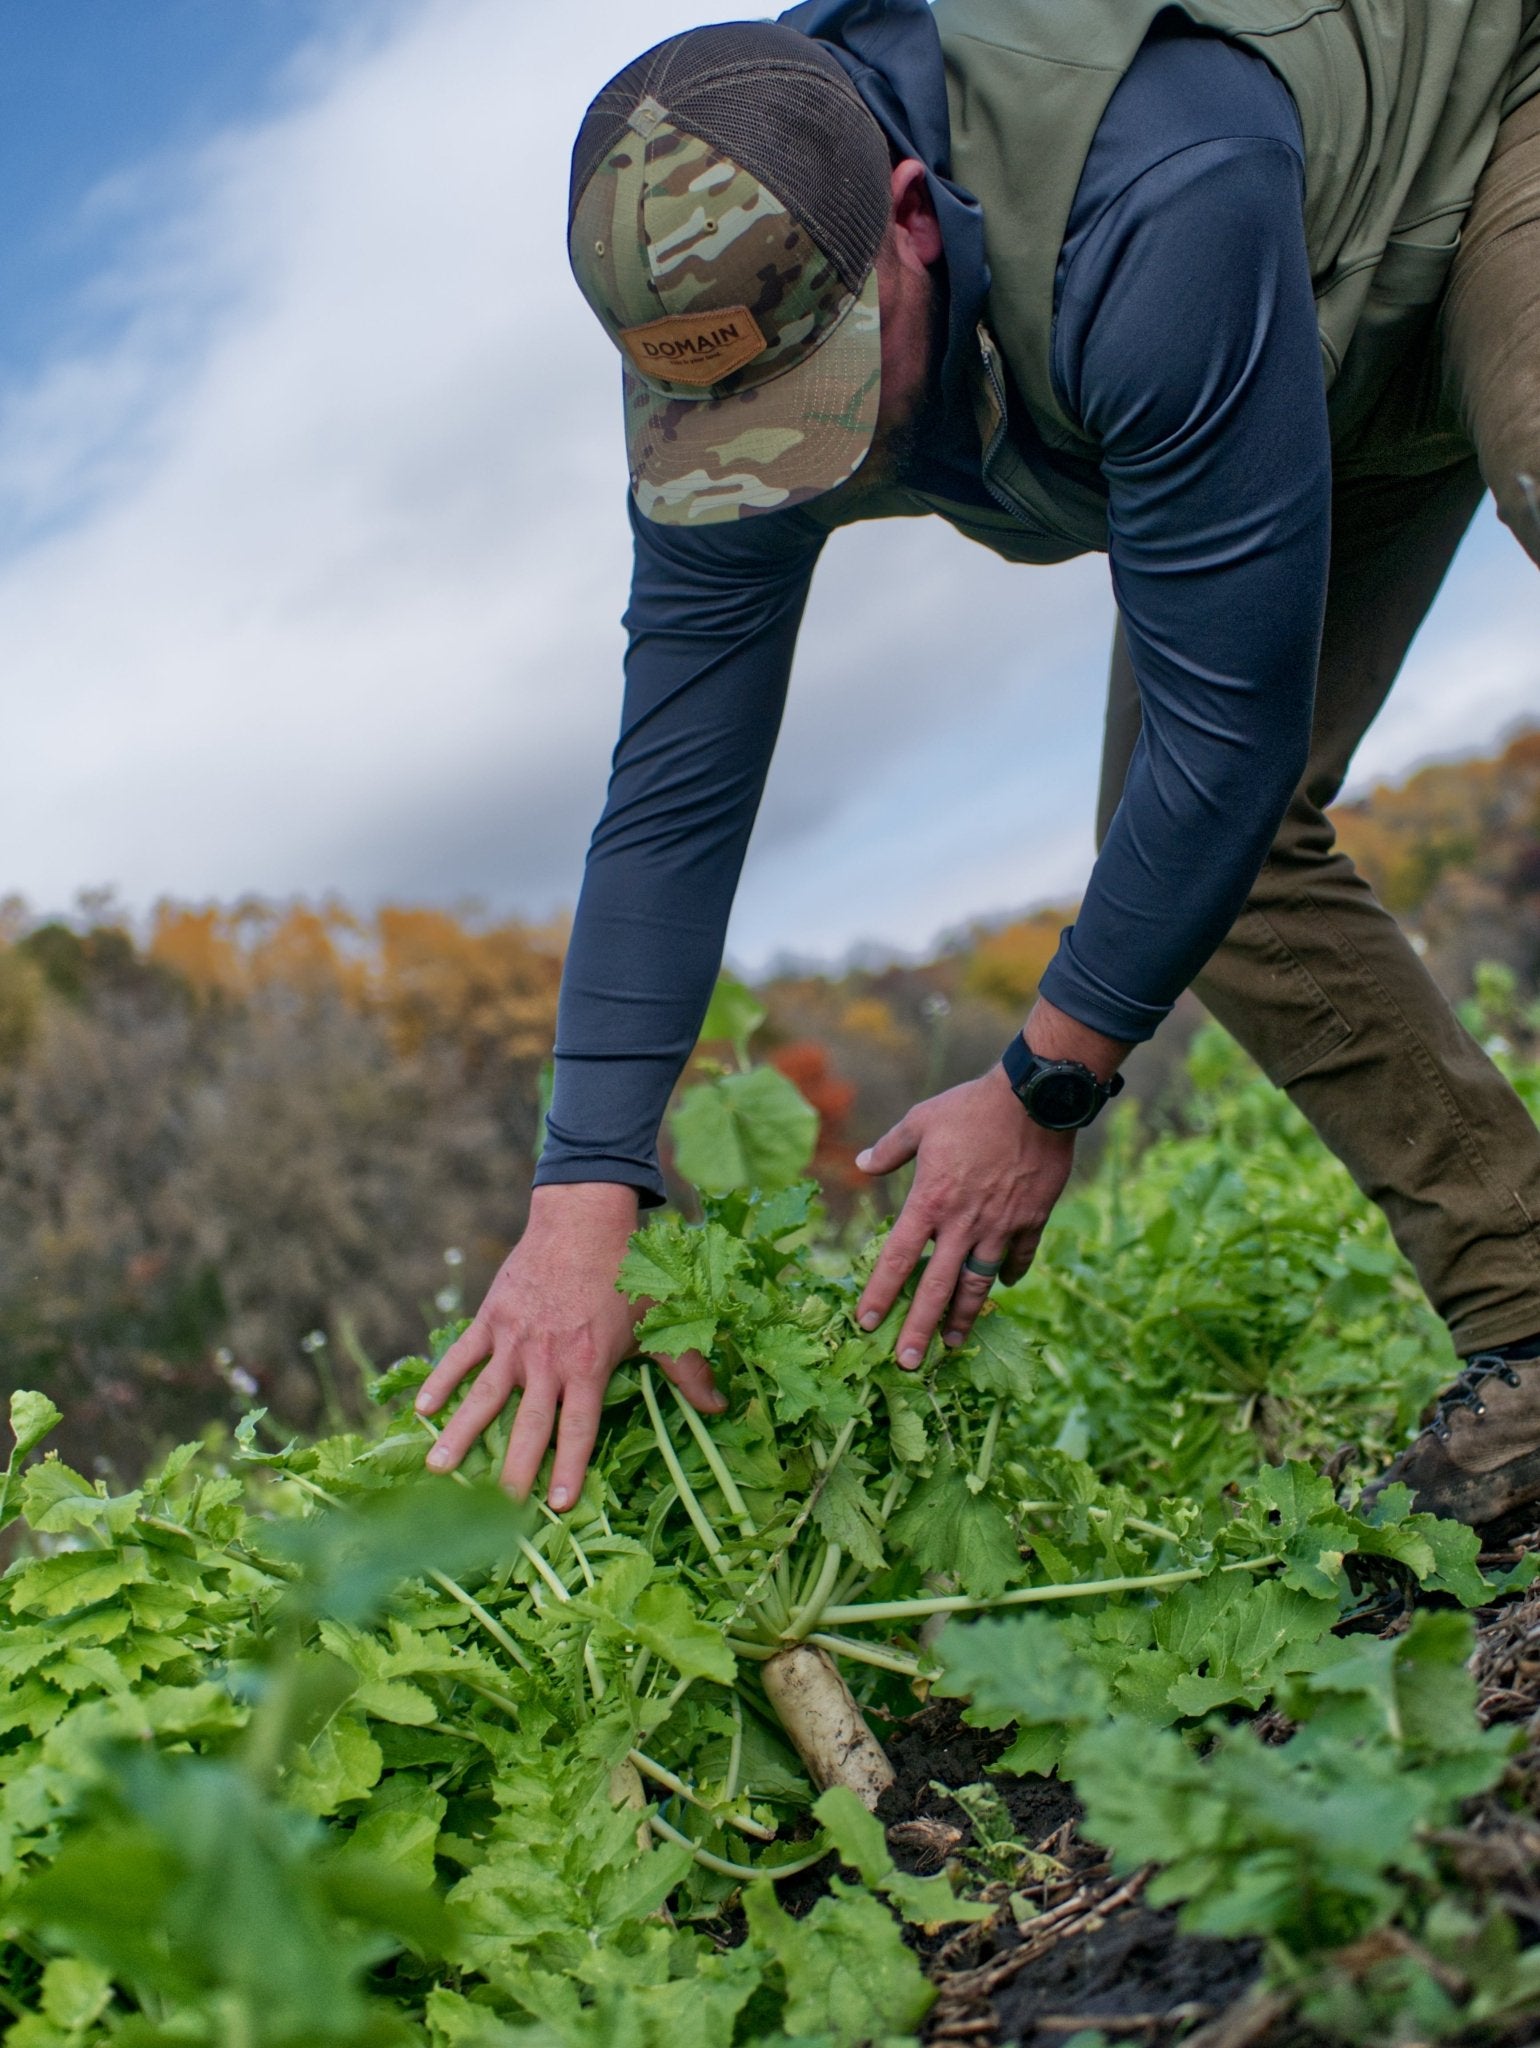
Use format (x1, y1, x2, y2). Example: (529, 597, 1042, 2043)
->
(537, 10, 1330, 1204)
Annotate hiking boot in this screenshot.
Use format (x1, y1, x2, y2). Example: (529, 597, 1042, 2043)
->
(1367, 1336, 1540, 1526)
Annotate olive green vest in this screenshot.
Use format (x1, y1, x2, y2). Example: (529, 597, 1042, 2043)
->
(812, 0, 1540, 562)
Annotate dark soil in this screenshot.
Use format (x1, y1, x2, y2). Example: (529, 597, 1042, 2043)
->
(878, 1698, 1080, 1866)
(908, 1512, 1540, 2047)
(728, 1515, 1540, 2043)
(987, 1906, 1261, 2046)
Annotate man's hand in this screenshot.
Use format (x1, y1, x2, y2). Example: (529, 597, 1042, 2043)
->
(854, 999, 1129, 1366)
(414, 1182, 723, 1510)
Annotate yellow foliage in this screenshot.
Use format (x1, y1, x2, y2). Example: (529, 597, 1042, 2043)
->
(148, 897, 565, 1070)
(1329, 724, 1540, 913)
(375, 907, 565, 1067)
(837, 995, 905, 1049)
(962, 908, 1071, 1012)
(149, 905, 247, 995)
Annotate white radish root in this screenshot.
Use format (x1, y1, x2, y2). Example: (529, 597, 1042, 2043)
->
(762, 1643, 895, 1810)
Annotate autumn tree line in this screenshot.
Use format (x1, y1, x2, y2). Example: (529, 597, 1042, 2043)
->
(2, 729, 1536, 1476)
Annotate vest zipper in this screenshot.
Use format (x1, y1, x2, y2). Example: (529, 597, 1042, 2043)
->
(976, 327, 1031, 525)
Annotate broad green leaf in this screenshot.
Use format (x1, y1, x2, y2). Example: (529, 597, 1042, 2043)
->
(1403, 1512, 1491, 1608)
(698, 973, 767, 1065)
(670, 1066, 817, 1195)
(10, 1548, 152, 1618)
(620, 1215, 750, 1314)
(748, 1322, 828, 1420)
(329, 1793, 447, 1891)
(631, 1585, 736, 1684)
(1155, 1575, 1337, 1718)
(9, 1389, 63, 1461)
(887, 1447, 1020, 1600)
(958, 1310, 1036, 1397)
(20, 1458, 143, 1537)
(883, 1384, 928, 1464)
(290, 1713, 384, 1816)
(634, 1312, 720, 1361)
(934, 1611, 1109, 1731)
(369, 1353, 436, 1407)
(810, 1784, 889, 1886)
(353, 1678, 439, 1726)
(809, 1458, 885, 1575)
(39, 1956, 113, 2031)
(743, 1880, 934, 2041)
(995, 1723, 1067, 1776)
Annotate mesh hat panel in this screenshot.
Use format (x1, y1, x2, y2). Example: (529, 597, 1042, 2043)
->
(569, 21, 892, 295)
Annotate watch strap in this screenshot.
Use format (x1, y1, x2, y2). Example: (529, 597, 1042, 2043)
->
(1001, 1034, 1125, 1129)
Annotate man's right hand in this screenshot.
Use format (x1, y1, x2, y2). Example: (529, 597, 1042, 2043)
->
(414, 1182, 723, 1510)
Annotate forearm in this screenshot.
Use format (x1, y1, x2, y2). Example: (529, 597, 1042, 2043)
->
(535, 501, 823, 1202)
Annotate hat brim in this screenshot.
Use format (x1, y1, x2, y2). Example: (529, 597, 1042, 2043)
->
(624, 266, 881, 526)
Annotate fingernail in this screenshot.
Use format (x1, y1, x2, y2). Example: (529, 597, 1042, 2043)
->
(859, 1311, 880, 1332)
(705, 1393, 728, 1413)
(900, 1347, 922, 1370)
(426, 1448, 449, 1471)
(855, 1149, 873, 1171)
(944, 1331, 964, 1348)
(414, 1398, 432, 1415)
(549, 1486, 572, 1511)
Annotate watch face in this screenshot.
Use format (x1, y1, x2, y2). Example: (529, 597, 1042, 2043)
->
(1027, 1066, 1097, 1129)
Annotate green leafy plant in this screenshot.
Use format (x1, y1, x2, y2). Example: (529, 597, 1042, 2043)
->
(2, 1004, 1537, 2048)
(997, 1026, 1455, 1498)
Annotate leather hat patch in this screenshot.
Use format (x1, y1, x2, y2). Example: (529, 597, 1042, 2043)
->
(619, 305, 768, 386)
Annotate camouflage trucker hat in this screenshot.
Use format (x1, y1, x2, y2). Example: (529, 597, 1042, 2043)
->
(568, 22, 891, 525)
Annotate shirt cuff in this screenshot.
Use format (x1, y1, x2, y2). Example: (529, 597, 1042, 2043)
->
(1038, 928, 1174, 1044)
(532, 1151, 667, 1210)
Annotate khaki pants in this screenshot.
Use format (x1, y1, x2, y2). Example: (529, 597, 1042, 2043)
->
(1098, 96, 1540, 1356)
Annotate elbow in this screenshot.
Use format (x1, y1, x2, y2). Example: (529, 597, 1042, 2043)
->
(1277, 721, 1312, 806)
(1242, 726, 1311, 856)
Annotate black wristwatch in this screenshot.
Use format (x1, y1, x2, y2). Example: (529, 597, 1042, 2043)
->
(1001, 1034, 1125, 1132)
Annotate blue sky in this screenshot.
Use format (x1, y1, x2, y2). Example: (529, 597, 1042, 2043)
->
(0, 2, 344, 375)
(0, 0, 1534, 972)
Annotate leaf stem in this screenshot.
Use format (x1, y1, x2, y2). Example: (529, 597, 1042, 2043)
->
(647, 1811, 828, 1883)
(640, 1365, 729, 1575)
(975, 1401, 1003, 1488)
(517, 1535, 573, 1605)
(538, 1501, 597, 1588)
(667, 1380, 757, 1539)
(725, 1691, 745, 1804)
(786, 1543, 843, 1641)
(628, 1748, 776, 1840)
(818, 1554, 1280, 1627)
(428, 1569, 533, 1673)
(1013, 1500, 1187, 1548)
(281, 1471, 344, 1510)
(805, 1630, 925, 1681)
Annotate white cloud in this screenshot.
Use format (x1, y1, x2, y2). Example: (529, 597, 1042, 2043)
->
(0, 0, 1532, 967)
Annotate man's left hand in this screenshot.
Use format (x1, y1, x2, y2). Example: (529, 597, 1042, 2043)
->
(853, 999, 1130, 1366)
(853, 1062, 1074, 1363)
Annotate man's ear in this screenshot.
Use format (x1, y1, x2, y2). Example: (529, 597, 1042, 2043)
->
(888, 158, 943, 268)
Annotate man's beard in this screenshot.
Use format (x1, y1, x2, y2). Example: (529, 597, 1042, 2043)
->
(844, 263, 944, 498)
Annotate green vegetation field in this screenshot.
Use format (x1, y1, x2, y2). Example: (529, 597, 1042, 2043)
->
(2, 979, 1539, 2048)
